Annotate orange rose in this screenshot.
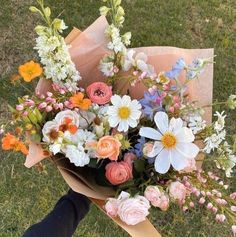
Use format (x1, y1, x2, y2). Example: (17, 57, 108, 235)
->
(105, 161, 133, 185)
(96, 136, 121, 161)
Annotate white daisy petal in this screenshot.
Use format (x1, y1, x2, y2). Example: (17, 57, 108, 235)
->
(127, 118, 138, 128)
(121, 95, 131, 106)
(139, 127, 162, 140)
(169, 117, 183, 133)
(154, 149, 171, 174)
(108, 116, 120, 127)
(176, 143, 199, 158)
(111, 95, 122, 106)
(154, 112, 169, 134)
(175, 127, 195, 143)
(148, 141, 163, 158)
(118, 120, 129, 132)
(170, 149, 188, 171)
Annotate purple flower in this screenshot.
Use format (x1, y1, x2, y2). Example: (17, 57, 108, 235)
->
(131, 137, 146, 158)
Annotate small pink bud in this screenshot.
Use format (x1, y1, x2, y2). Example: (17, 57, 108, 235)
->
(113, 66, 119, 74)
(25, 99, 35, 107)
(38, 102, 47, 110)
(232, 226, 236, 236)
(58, 103, 64, 110)
(230, 192, 236, 199)
(231, 206, 236, 212)
(206, 191, 212, 197)
(40, 95, 45, 99)
(133, 71, 139, 76)
(0, 128, 5, 134)
(22, 111, 28, 117)
(183, 206, 188, 212)
(201, 191, 206, 196)
(174, 103, 180, 109)
(16, 104, 24, 111)
(212, 207, 218, 214)
(207, 203, 213, 209)
(45, 106, 53, 112)
(46, 92, 53, 97)
(161, 92, 167, 98)
(199, 197, 206, 205)
(189, 202, 195, 208)
(216, 214, 226, 223)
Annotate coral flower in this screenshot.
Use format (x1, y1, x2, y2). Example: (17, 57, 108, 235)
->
(18, 61, 43, 82)
(70, 92, 92, 110)
(59, 117, 78, 134)
(2, 133, 28, 155)
(86, 82, 112, 105)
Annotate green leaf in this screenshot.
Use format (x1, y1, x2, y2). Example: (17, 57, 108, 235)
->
(134, 159, 146, 173)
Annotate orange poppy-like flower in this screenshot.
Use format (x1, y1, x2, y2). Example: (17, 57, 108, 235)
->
(59, 117, 78, 134)
(2, 133, 29, 155)
(18, 61, 43, 82)
(70, 92, 92, 110)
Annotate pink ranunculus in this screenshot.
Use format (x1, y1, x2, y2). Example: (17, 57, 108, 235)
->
(169, 181, 187, 204)
(144, 186, 169, 211)
(104, 198, 119, 217)
(117, 192, 150, 225)
(143, 142, 154, 156)
(105, 161, 133, 185)
(86, 82, 112, 105)
(124, 152, 136, 166)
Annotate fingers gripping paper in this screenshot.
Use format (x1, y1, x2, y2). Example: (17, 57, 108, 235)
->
(28, 16, 214, 237)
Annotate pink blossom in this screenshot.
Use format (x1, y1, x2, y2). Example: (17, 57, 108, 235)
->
(64, 101, 74, 109)
(182, 158, 197, 173)
(46, 92, 53, 97)
(189, 202, 195, 208)
(215, 214, 226, 223)
(230, 192, 236, 199)
(199, 197, 206, 205)
(212, 207, 218, 214)
(207, 203, 213, 210)
(25, 99, 35, 107)
(38, 102, 47, 110)
(232, 226, 236, 236)
(124, 152, 136, 166)
(22, 111, 28, 117)
(169, 106, 175, 113)
(46, 106, 53, 112)
(16, 104, 24, 111)
(231, 206, 236, 212)
(169, 181, 187, 204)
(104, 198, 118, 217)
(143, 142, 154, 156)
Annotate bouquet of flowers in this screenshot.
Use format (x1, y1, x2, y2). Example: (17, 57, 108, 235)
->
(1, 0, 236, 236)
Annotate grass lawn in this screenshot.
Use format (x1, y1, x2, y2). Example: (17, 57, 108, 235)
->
(0, 0, 236, 236)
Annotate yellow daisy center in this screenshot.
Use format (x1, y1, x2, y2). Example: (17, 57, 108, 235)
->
(118, 106, 131, 119)
(161, 132, 177, 149)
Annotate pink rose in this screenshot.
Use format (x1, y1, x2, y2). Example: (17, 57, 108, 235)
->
(105, 161, 133, 185)
(86, 82, 112, 105)
(117, 192, 150, 225)
(169, 181, 187, 204)
(143, 142, 154, 156)
(104, 198, 118, 217)
(144, 186, 169, 211)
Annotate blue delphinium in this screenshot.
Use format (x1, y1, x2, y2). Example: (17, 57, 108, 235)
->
(140, 91, 163, 120)
(131, 137, 146, 158)
(165, 58, 186, 79)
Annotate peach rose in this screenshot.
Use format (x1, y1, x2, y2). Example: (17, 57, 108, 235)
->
(86, 82, 112, 105)
(96, 136, 121, 161)
(105, 161, 133, 185)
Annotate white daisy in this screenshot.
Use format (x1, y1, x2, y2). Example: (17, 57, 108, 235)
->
(107, 95, 142, 132)
(139, 111, 199, 174)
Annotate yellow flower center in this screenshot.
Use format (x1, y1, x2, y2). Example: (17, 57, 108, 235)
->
(161, 132, 177, 149)
(118, 107, 131, 119)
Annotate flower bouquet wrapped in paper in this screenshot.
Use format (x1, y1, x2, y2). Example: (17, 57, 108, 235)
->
(1, 0, 236, 236)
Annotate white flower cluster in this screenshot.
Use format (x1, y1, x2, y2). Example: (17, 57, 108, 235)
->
(122, 49, 155, 77)
(215, 142, 236, 177)
(34, 21, 81, 92)
(204, 111, 226, 154)
(42, 110, 97, 167)
(188, 115, 206, 134)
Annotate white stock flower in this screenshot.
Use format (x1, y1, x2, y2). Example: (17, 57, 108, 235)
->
(140, 112, 199, 174)
(107, 95, 142, 132)
(188, 115, 206, 134)
(99, 61, 115, 77)
(214, 111, 226, 132)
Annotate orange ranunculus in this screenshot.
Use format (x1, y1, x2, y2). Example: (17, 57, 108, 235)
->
(18, 61, 43, 82)
(2, 133, 29, 155)
(96, 136, 121, 161)
(70, 92, 92, 110)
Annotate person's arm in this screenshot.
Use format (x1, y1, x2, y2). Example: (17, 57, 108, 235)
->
(22, 190, 91, 237)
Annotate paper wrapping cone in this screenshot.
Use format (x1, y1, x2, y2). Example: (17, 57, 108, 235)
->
(27, 16, 214, 237)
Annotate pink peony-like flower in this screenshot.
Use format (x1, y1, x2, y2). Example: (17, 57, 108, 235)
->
(104, 198, 119, 217)
(182, 158, 197, 173)
(117, 192, 150, 225)
(86, 82, 112, 105)
(169, 181, 187, 204)
(105, 161, 133, 185)
(144, 186, 169, 211)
